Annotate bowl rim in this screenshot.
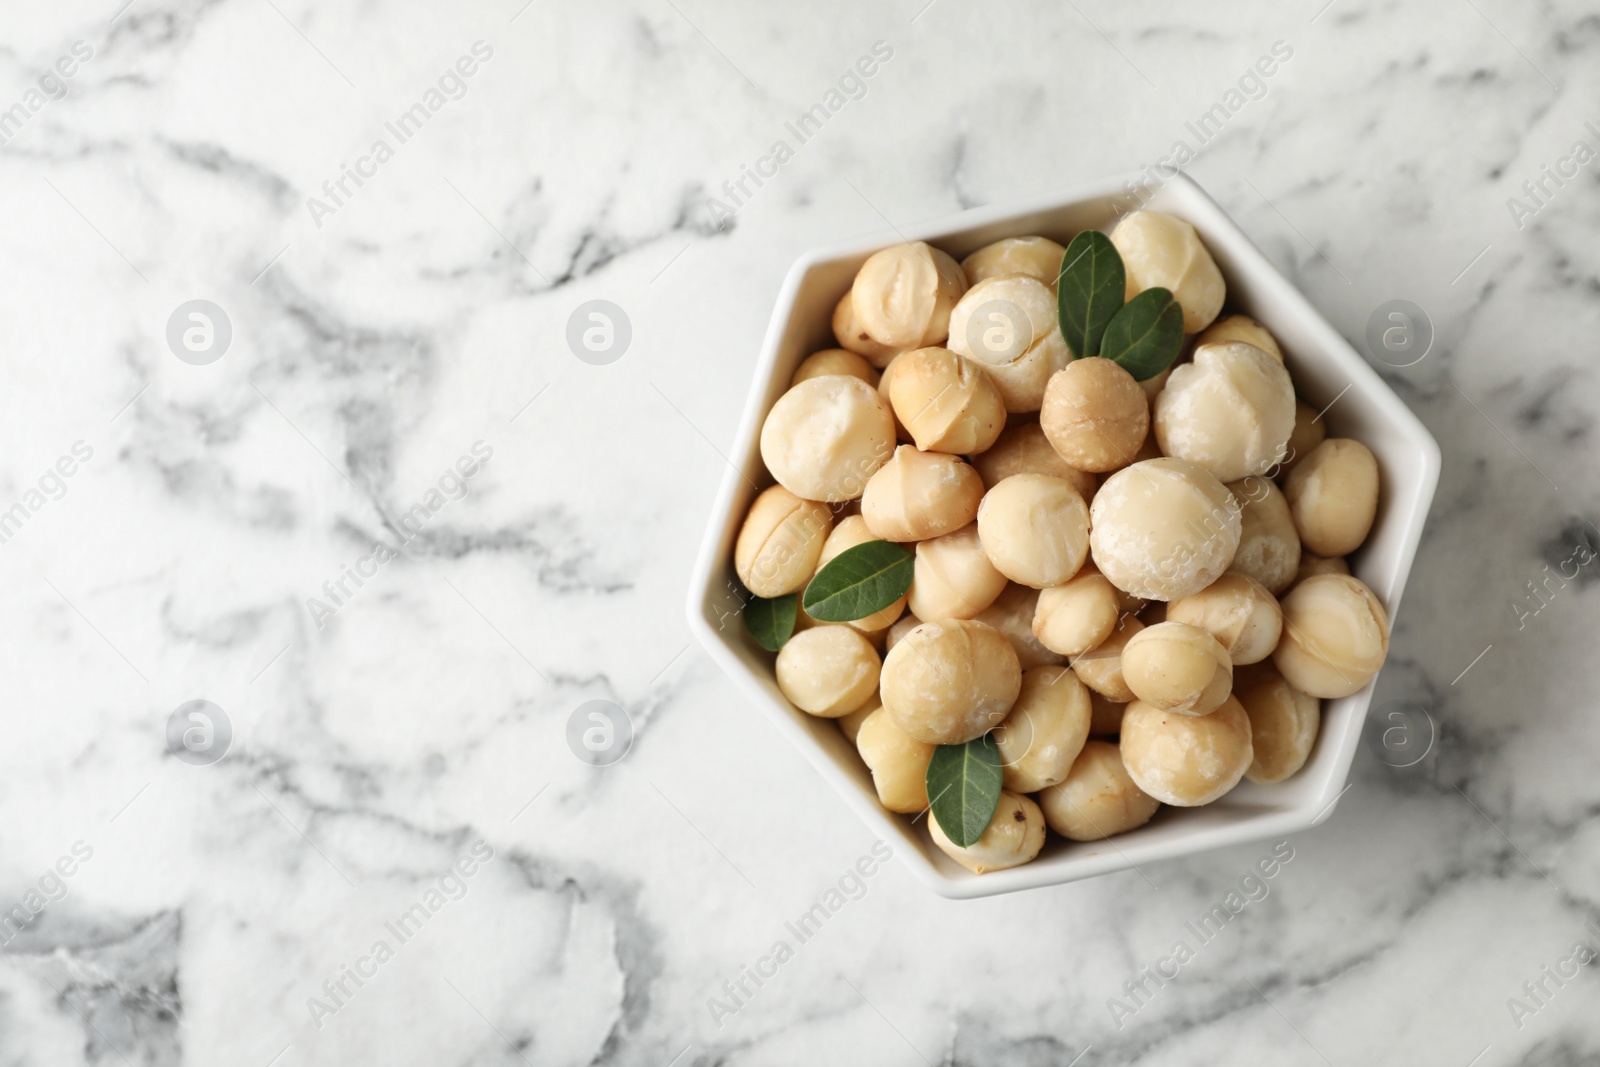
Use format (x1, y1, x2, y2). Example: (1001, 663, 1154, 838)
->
(686, 170, 1442, 899)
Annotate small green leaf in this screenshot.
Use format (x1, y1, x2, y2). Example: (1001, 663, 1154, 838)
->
(744, 593, 797, 651)
(926, 735, 1004, 848)
(1056, 230, 1126, 360)
(1100, 286, 1185, 381)
(802, 540, 913, 623)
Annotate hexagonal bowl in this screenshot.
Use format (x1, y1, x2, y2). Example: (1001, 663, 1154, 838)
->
(686, 171, 1441, 899)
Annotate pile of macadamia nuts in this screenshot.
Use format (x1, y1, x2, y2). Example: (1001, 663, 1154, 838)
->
(736, 213, 1390, 876)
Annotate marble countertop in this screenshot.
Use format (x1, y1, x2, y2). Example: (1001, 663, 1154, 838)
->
(2, 0, 1597, 1063)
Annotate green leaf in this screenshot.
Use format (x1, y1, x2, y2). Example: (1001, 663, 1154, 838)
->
(1056, 230, 1126, 360)
(744, 594, 797, 651)
(926, 735, 1004, 848)
(801, 540, 913, 623)
(1100, 286, 1185, 381)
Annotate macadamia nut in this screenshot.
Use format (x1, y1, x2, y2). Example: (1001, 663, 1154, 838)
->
(761, 375, 896, 502)
(1110, 211, 1226, 333)
(1040, 358, 1151, 473)
(791, 347, 879, 388)
(775, 625, 881, 716)
(1071, 616, 1143, 702)
(887, 347, 1005, 455)
(1155, 342, 1295, 483)
(1284, 438, 1379, 557)
(1090, 457, 1241, 601)
(1196, 313, 1281, 359)
(1167, 571, 1283, 665)
(837, 693, 880, 742)
(995, 665, 1092, 793)
(974, 584, 1067, 668)
(1121, 621, 1233, 716)
(908, 523, 1008, 621)
(929, 790, 1045, 874)
(1235, 663, 1320, 783)
(1039, 741, 1161, 841)
(961, 236, 1067, 287)
(976, 473, 1090, 588)
(861, 445, 984, 542)
(886, 613, 920, 652)
(1291, 553, 1349, 589)
(1120, 696, 1253, 806)
(851, 241, 968, 349)
(818, 516, 907, 633)
(969, 422, 1096, 500)
(1227, 475, 1301, 594)
(856, 706, 934, 812)
(947, 275, 1072, 412)
(1033, 569, 1121, 657)
(880, 619, 1021, 744)
(877, 352, 912, 441)
(1273, 574, 1390, 698)
(1281, 400, 1325, 475)
(833, 292, 899, 368)
(735, 485, 833, 597)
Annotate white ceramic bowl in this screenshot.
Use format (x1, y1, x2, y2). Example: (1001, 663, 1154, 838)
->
(687, 172, 1441, 899)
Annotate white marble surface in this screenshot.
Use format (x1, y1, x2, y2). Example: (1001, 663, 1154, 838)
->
(1, 0, 1597, 1063)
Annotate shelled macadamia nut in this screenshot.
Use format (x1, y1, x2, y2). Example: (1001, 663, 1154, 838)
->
(735, 485, 833, 597)
(908, 523, 1008, 621)
(877, 353, 912, 441)
(970, 421, 1097, 502)
(791, 348, 879, 389)
(886, 613, 920, 652)
(1089, 690, 1128, 736)
(975, 584, 1067, 668)
(1284, 438, 1379, 557)
(947, 275, 1072, 412)
(1235, 663, 1320, 783)
(837, 693, 880, 742)
(1110, 211, 1226, 333)
(880, 619, 1022, 744)
(818, 516, 907, 633)
(1138, 365, 1172, 406)
(977, 473, 1090, 588)
(1281, 401, 1325, 475)
(1122, 621, 1233, 716)
(961, 236, 1067, 287)
(1131, 425, 1163, 465)
(1227, 475, 1301, 594)
(833, 292, 899, 368)
(861, 445, 984, 542)
(1033, 568, 1121, 657)
(761, 376, 896, 502)
(1121, 696, 1253, 806)
(887, 347, 1006, 454)
(1039, 740, 1161, 841)
(775, 625, 881, 716)
(855, 706, 934, 812)
(1090, 457, 1241, 601)
(1196, 313, 1282, 360)
(1071, 616, 1144, 702)
(1273, 574, 1390, 698)
(851, 241, 968, 349)
(1167, 571, 1283, 665)
(1040, 358, 1151, 473)
(1155, 342, 1295, 483)
(1291, 553, 1349, 589)
(995, 665, 1092, 793)
(930, 790, 1045, 874)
